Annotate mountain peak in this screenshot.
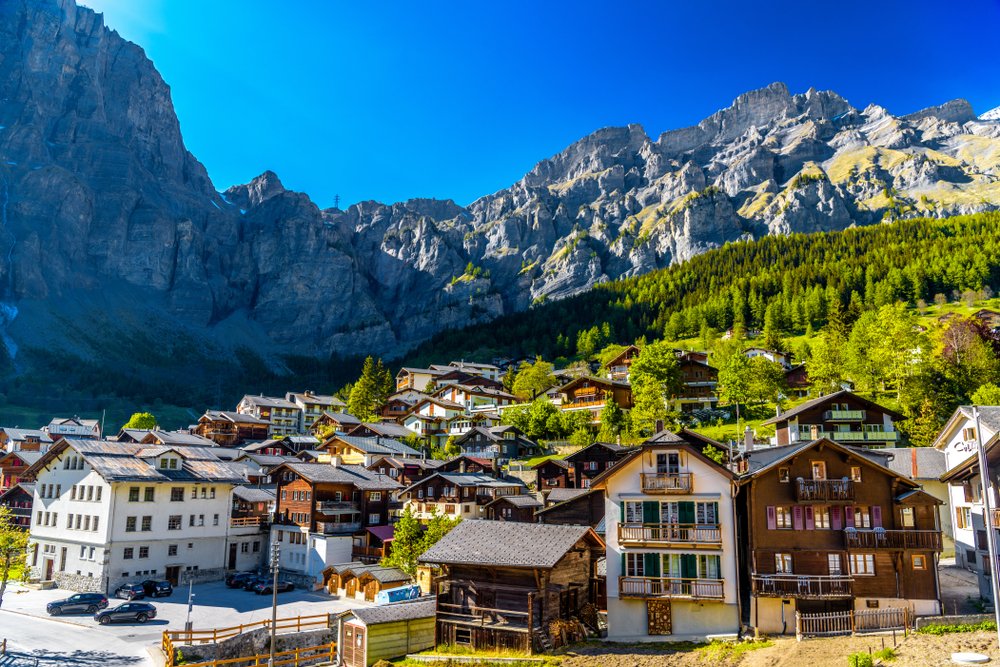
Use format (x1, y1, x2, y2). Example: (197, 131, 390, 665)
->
(902, 99, 976, 125)
(224, 171, 287, 209)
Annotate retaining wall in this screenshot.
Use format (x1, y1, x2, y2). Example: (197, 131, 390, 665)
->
(914, 613, 995, 630)
(172, 626, 337, 665)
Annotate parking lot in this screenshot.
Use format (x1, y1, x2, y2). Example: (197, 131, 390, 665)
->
(0, 579, 370, 664)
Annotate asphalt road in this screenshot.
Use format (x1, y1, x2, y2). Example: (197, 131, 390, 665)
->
(0, 580, 371, 665)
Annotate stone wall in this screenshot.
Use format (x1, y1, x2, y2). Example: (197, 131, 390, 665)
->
(172, 626, 337, 666)
(277, 568, 319, 590)
(914, 613, 995, 630)
(51, 570, 108, 593)
(180, 566, 227, 587)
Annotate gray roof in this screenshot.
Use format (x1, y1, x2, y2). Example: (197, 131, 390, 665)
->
(1, 450, 44, 465)
(356, 423, 415, 439)
(350, 600, 435, 625)
(321, 412, 361, 425)
(145, 430, 217, 447)
(544, 488, 589, 503)
(361, 567, 411, 584)
(370, 456, 444, 470)
(2, 428, 53, 443)
(400, 472, 523, 495)
(0, 482, 34, 500)
(644, 430, 687, 445)
(204, 410, 270, 425)
(282, 462, 402, 490)
(336, 435, 421, 458)
(233, 485, 277, 503)
(488, 495, 542, 508)
(595, 516, 606, 534)
(418, 520, 595, 568)
(240, 453, 297, 467)
(959, 406, 1000, 435)
(564, 441, 628, 461)
(241, 440, 295, 453)
(324, 561, 378, 575)
(882, 447, 948, 481)
(241, 395, 299, 410)
(740, 439, 891, 475)
(286, 392, 345, 407)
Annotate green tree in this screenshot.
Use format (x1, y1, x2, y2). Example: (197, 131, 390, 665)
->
(424, 379, 437, 394)
(905, 398, 943, 448)
(512, 357, 557, 400)
(597, 344, 628, 375)
(746, 357, 787, 413)
(123, 412, 157, 430)
(348, 356, 394, 421)
(844, 310, 890, 396)
(444, 436, 460, 456)
(501, 403, 531, 434)
(568, 426, 593, 447)
(629, 341, 683, 437)
(527, 399, 560, 438)
(702, 445, 725, 465)
(0, 506, 29, 608)
(972, 382, 1000, 406)
(380, 505, 460, 576)
(717, 353, 752, 427)
(597, 398, 625, 440)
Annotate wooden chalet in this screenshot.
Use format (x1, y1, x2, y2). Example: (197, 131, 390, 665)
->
(534, 458, 573, 491)
(0, 450, 43, 489)
(535, 488, 605, 529)
(760, 390, 906, 448)
(485, 494, 542, 522)
(419, 520, 604, 652)
(540, 488, 590, 509)
(400, 472, 526, 522)
(332, 563, 383, 597)
(335, 600, 436, 667)
(0, 428, 52, 452)
(564, 441, 632, 489)
(453, 425, 537, 461)
(604, 345, 641, 382)
(556, 376, 634, 424)
(0, 482, 34, 530)
(241, 439, 300, 458)
(194, 411, 270, 446)
(785, 363, 810, 398)
(973, 308, 1000, 328)
(367, 456, 444, 487)
(437, 456, 495, 475)
(309, 412, 361, 438)
(672, 357, 718, 412)
(317, 435, 422, 467)
(231, 485, 276, 530)
(323, 562, 376, 595)
(738, 437, 943, 634)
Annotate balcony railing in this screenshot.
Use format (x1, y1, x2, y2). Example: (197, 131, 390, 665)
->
(832, 432, 866, 442)
(641, 473, 693, 494)
(844, 529, 943, 550)
(230, 516, 267, 529)
(574, 387, 599, 397)
(317, 521, 361, 534)
(751, 574, 853, 598)
(619, 577, 724, 600)
(563, 398, 606, 409)
(352, 546, 384, 558)
(866, 431, 900, 441)
(618, 523, 722, 546)
(796, 478, 855, 502)
(824, 410, 866, 421)
(315, 500, 360, 513)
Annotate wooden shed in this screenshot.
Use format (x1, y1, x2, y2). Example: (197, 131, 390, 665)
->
(358, 567, 412, 602)
(322, 562, 381, 596)
(337, 599, 436, 667)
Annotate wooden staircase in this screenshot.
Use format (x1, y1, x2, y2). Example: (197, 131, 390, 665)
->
(533, 627, 552, 652)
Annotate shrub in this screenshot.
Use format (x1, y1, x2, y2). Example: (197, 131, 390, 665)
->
(874, 647, 895, 661)
(847, 652, 873, 667)
(918, 620, 997, 635)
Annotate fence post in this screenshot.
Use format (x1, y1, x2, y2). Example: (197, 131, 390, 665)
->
(795, 611, 802, 641)
(850, 609, 856, 636)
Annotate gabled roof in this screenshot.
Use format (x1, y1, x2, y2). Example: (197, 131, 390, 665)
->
(358, 567, 411, 584)
(240, 395, 298, 410)
(327, 435, 421, 458)
(531, 458, 570, 470)
(2, 428, 53, 443)
(406, 396, 465, 413)
(0, 450, 44, 466)
(397, 367, 448, 378)
(556, 375, 632, 393)
(940, 434, 1000, 483)
(286, 392, 345, 407)
(760, 390, 906, 426)
(143, 430, 217, 447)
(347, 600, 435, 625)
(366, 524, 428, 542)
(604, 345, 641, 368)
(115, 428, 152, 442)
(739, 437, 916, 489)
(542, 488, 590, 504)
(241, 440, 296, 453)
(563, 440, 631, 462)
(418, 520, 602, 568)
(932, 406, 1000, 450)
(201, 411, 270, 425)
(590, 439, 735, 489)
(485, 494, 542, 508)
(0, 481, 34, 500)
(271, 462, 402, 490)
(398, 471, 522, 495)
(882, 447, 948, 481)
(237, 452, 297, 468)
(317, 411, 362, 426)
(352, 422, 414, 439)
(368, 456, 444, 471)
(232, 485, 277, 503)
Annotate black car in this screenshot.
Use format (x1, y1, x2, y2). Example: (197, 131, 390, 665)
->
(141, 580, 173, 598)
(242, 576, 265, 591)
(113, 583, 146, 600)
(94, 602, 157, 625)
(253, 580, 294, 595)
(46, 592, 109, 616)
(225, 572, 256, 588)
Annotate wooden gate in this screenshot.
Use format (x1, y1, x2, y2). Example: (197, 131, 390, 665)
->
(646, 600, 671, 635)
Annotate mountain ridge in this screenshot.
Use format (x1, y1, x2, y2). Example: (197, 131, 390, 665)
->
(0, 0, 999, 384)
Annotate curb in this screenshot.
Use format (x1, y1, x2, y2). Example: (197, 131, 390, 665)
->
(0, 606, 92, 628)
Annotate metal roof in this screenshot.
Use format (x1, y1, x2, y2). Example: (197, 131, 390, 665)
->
(232, 486, 277, 503)
(321, 412, 361, 425)
(281, 462, 402, 490)
(418, 520, 597, 568)
(882, 447, 948, 481)
(2, 428, 53, 443)
(349, 600, 435, 625)
(202, 411, 270, 425)
(360, 567, 411, 584)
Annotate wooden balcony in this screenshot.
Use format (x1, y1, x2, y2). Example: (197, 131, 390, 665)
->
(230, 516, 267, 529)
(352, 545, 384, 559)
(752, 574, 853, 599)
(641, 473, 693, 494)
(867, 431, 900, 442)
(795, 478, 854, 502)
(844, 529, 943, 551)
(823, 410, 866, 421)
(562, 398, 606, 409)
(619, 577, 724, 600)
(315, 500, 360, 513)
(574, 387, 599, 397)
(618, 523, 722, 547)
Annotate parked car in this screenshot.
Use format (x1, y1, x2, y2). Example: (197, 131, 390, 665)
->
(46, 592, 109, 616)
(140, 580, 173, 598)
(242, 576, 265, 591)
(94, 602, 157, 625)
(113, 583, 146, 600)
(225, 572, 256, 588)
(253, 581, 294, 595)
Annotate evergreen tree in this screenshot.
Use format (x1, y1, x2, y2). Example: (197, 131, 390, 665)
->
(972, 382, 1000, 406)
(348, 356, 392, 421)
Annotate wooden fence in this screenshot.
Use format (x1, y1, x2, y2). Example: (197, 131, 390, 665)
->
(162, 614, 330, 666)
(170, 642, 335, 667)
(796, 607, 911, 640)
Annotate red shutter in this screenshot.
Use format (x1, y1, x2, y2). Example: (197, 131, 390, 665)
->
(873, 506, 883, 528)
(805, 506, 815, 530)
(845, 506, 855, 528)
(793, 506, 803, 530)
(831, 506, 842, 531)
(766, 506, 776, 530)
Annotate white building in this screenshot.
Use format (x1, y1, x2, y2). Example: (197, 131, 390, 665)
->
(44, 417, 101, 440)
(597, 434, 741, 640)
(23, 439, 250, 593)
(285, 391, 347, 433)
(237, 395, 302, 437)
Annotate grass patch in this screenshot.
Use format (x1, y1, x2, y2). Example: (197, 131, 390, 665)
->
(917, 620, 997, 635)
(512, 454, 565, 468)
(874, 647, 896, 661)
(398, 644, 561, 667)
(696, 638, 773, 662)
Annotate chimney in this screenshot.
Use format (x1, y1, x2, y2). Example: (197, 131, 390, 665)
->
(460, 459, 467, 473)
(541, 489, 551, 506)
(492, 458, 500, 479)
(810, 425, 819, 440)
(744, 426, 754, 452)
(775, 405, 783, 417)
(329, 455, 342, 468)
(655, 419, 664, 433)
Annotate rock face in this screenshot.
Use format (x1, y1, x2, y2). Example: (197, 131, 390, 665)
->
(0, 0, 999, 370)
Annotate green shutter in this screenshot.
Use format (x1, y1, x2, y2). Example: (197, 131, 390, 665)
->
(620, 501, 625, 523)
(643, 501, 658, 524)
(644, 552, 661, 577)
(621, 552, 626, 577)
(681, 554, 697, 579)
(713, 502, 719, 525)
(679, 501, 695, 525)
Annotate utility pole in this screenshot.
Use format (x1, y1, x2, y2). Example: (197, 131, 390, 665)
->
(268, 542, 280, 667)
(333, 194, 341, 209)
(973, 406, 1000, 647)
(184, 580, 195, 644)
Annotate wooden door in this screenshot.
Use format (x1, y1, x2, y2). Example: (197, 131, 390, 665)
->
(344, 623, 365, 667)
(343, 624, 355, 667)
(166, 566, 180, 586)
(229, 544, 238, 570)
(347, 577, 357, 597)
(44, 558, 53, 581)
(364, 581, 376, 602)
(647, 600, 671, 635)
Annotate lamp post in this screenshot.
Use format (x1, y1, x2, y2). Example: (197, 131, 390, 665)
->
(268, 542, 280, 667)
(184, 580, 195, 644)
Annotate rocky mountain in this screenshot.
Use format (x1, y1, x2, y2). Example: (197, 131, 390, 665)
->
(0, 0, 999, 377)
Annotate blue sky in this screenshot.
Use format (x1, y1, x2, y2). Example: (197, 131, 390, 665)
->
(82, 0, 1000, 209)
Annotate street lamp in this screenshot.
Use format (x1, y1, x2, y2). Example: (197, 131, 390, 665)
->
(268, 542, 280, 667)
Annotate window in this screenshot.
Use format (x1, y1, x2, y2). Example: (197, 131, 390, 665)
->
(139, 546, 149, 559)
(814, 506, 831, 529)
(44, 512, 50, 526)
(418, 490, 423, 499)
(83, 516, 90, 531)
(281, 490, 286, 500)
(901, 507, 915, 528)
(241, 542, 249, 553)
(957, 507, 972, 530)
(963, 427, 977, 441)
(210, 488, 216, 499)
(369, 514, 380, 524)
(92, 517, 99, 532)
(850, 553, 875, 576)
(695, 502, 717, 525)
(811, 461, 826, 480)
(124, 548, 134, 560)
(35, 512, 41, 525)
(71, 485, 77, 500)
(198, 515, 204, 527)
(775, 553, 793, 573)
(828, 554, 842, 575)
(191, 487, 198, 500)
(170, 488, 184, 502)
(86, 486, 93, 501)
(624, 501, 643, 523)
(142, 516, 152, 531)
(201, 487, 207, 499)
(427, 487, 434, 497)
(371, 492, 382, 501)
(144, 488, 154, 502)
(95, 487, 102, 502)
(67, 513, 74, 529)
(776, 507, 793, 529)
(167, 544, 178, 557)
(698, 554, 720, 579)
(253, 541, 260, 552)
(189, 515, 195, 527)
(213, 514, 219, 526)
(625, 553, 645, 577)
(912, 555, 926, 570)
(850, 467, 862, 482)
(54, 484, 61, 498)
(168, 516, 182, 530)
(855, 507, 872, 529)
(160, 459, 169, 469)
(88, 547, 95, 561)
(75, 515, 82, 529)
(778, 468, 790, 483)
(188, 543, 193, 549)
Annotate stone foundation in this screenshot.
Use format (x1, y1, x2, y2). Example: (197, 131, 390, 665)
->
(172, 626, 337, 665)
(51, 571, 108, 593)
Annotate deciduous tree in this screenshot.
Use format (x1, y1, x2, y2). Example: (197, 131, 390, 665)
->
(123, 412, 157, 430)
(0, 506, 29, 609)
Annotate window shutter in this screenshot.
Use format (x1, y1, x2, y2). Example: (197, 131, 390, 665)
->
(873, 506, 883, 528)
(712, 502, 719, 525)
(956, 507, 964, 530)
(845, 506, 855, 528)
(620, 502, 625, 524)
(644, 552, 661, 578)
(679, 501, 695, 525)
(681, 554, 697, 579)
(965, 484, 973, 503)
(766, 506, 776, 530)
(621, 552, 626, 577)
(793, 506, 804, 531)
(805, 506, 815, 530)
(831, 506, 842, 531)
(643, 501, 658, 525)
